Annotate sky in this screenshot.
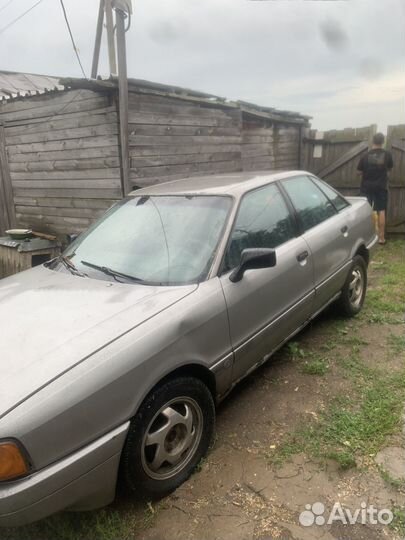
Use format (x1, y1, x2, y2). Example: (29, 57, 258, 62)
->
(0, 0, 404, 132)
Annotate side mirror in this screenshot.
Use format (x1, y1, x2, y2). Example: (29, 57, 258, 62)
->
(229, 248, 277, 283)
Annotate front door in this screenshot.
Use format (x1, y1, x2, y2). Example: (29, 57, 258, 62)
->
(219, 182, 315, 383)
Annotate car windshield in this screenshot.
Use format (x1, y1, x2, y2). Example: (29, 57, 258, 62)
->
(61, 195, 232, 285)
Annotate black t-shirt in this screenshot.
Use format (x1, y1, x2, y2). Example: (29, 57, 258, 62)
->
(357, 148, 393, 191)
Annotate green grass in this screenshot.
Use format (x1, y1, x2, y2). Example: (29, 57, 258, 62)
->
(366, 290, 404, 315)
(364, 243, 405, 326)
(270, 370, 405, 470)
(268, 240, 405, 471)
(390, 507, 405, 537)
(388, 333, 405, 354)
(379, 466, 405, 491)
(2, 506, 155, 540)
(301, 357, 329, 376)
(286, 341, 306, 359)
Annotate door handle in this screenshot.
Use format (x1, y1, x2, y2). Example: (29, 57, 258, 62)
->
(297, 250, 309, 263)
(341, 225, 349, 236)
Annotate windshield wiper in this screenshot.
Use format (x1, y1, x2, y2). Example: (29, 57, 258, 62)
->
(48, 254, 87, 277)
(80, 260, 145, 283)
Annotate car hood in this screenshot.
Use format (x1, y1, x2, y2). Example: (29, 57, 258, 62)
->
(0, 265, 197, 419)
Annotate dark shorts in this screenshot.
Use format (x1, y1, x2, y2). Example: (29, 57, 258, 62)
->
(360, 187, 388, 212)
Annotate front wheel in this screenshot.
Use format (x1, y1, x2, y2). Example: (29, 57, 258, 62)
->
(336, 255, 367, 317)
(121, 377, 215, 500)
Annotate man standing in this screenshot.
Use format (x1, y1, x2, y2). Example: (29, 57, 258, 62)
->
(357, 133, 393, 245)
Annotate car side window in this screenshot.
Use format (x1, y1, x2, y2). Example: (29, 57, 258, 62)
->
(224, 183, 296, 271)
(310, 176, 350, 212)
(282, 176, 337, 232)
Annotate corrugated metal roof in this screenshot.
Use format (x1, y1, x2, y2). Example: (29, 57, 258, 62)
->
(0, 71, 311, 124)
(0, 70, 64, 100)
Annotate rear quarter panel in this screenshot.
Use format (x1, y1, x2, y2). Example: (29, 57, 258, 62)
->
(346, 196, 377, 259)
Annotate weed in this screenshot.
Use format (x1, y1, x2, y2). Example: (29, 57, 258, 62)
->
(301, 357, 329, 376)
(390, 507, 405, 537)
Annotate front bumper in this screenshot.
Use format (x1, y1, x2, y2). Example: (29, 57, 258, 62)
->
(0, 422, 129, 527)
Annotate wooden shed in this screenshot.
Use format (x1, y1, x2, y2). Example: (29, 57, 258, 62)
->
(0, 71, 310, 237)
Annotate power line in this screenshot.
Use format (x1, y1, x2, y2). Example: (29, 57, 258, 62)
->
(59, 0, 88, 79)
(0, 0, 46, 35)
(0, 0, 15, 14)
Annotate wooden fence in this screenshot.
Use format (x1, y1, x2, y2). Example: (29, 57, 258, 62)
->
(302, 125, 405, 233)
(386, 124, 405, 233)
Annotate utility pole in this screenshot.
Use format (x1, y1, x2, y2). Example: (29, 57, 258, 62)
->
(91, 0, 133, 196)
(91, 0, 105, 79)
(105, 0, 118, 75)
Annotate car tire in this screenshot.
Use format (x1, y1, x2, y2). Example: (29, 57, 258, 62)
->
(337, 255, 367, 317)
(121, 376, 215, 500)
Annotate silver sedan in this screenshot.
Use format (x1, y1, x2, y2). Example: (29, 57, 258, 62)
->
(0, 171, 377, 526)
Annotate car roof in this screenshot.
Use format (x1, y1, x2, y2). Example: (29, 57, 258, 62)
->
(129, 170, 308, 199)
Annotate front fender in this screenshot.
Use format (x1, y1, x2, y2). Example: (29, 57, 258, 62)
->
(0, 279, 231, 472)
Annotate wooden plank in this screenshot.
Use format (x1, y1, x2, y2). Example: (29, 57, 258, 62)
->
(129, 94, 237, 118)
(0, 97, 110, 123)
(317, 141, 369, 179)
(130, 144, 241, 157)
(12, 179, 121, 189)
(0, 174, 8, 234)
(5, 112, 118, 136)
(392, 141, 405, 153)
(8, 146, 120, 163)
(13, 188, 121, 199)
(131, 151, 241, 168)
(128, 90, 238, 113)
(242, 134, 299, 144)
(0, 89, 104, 115)
(6, 124, 119, 145)
(129, 124, 240, 137)
(14, 197, 115, 210)
(15, 212, 94, 229)
(4, 105, 117, 129)
(131, 160, 241, 180)
(242, 156, 299, 168)
(15, 205, 106, 219)
(128, 113, 237, 128)
(11, 169, 121, 180)
(129, 135, 241, 146)
(242, 144, 300, 159)
(9, 157, 120, 173)
(0, 124, 16, 229)
(7, 136, 119, 154)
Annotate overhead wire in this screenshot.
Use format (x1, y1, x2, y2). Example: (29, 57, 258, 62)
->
(59, 0, 88, 79)
(0, 0, 46, 35)
(0, 0, 15, 14)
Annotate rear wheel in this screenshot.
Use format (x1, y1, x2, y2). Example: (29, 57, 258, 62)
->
(121, 377, 215, 500)
(336, 255, 367, 317)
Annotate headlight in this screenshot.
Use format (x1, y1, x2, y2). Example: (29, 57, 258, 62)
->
(0, 441, 30, 482)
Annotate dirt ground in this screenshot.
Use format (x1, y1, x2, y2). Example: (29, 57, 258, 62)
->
(4, 240, 405, 540)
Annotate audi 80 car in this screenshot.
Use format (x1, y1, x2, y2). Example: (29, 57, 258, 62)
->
(0, 171, 377, 526)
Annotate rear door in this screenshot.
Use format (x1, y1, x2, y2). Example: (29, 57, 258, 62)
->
(281, 175, 353, 312)
(219, 182, 315, 383)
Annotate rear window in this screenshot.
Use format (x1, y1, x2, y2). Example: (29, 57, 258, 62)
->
(310, 177, 350, 212)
